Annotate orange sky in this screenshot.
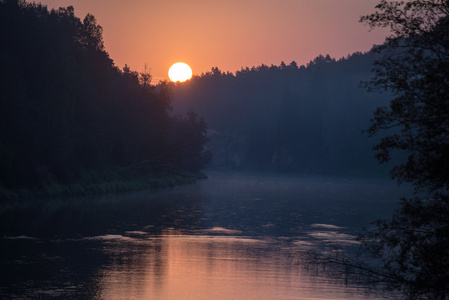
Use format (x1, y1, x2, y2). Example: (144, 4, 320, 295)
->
(37, 0, 388, 82)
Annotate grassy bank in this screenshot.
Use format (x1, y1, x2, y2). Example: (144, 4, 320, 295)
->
(0, 168, 207, 201)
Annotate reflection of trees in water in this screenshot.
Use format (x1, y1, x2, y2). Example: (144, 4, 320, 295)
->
(0, 190, 206, 299)
(0, 237, 109, 298)
(0, 189, 206, 239)
(298, 245, 391, 295)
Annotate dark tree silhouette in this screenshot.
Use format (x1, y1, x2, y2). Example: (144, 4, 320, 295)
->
(362, 0, 449, 192)
(358, 1, 449, 298)
(0, 1, 209, 198)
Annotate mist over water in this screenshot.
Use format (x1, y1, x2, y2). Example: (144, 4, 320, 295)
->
(2, 1, 446, 298)
(0, 170, 409, 299)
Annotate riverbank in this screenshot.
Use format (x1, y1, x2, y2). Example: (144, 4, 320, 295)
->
(0, 170, 405, 299)
(0, 168, 207, 201)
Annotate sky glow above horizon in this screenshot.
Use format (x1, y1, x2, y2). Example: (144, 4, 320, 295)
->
(37, 0, 388, 82)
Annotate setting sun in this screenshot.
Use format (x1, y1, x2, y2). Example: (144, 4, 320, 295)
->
(168, 62, 192, 82)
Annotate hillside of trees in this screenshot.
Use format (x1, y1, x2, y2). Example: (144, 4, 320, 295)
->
(0, 1, 209, 198)
(173, 53, 394, 176)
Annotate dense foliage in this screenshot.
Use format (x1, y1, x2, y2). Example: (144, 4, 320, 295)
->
(358, 1, 449, 298)
(0, 0, 209, 197)
(173, 53, 393, 176)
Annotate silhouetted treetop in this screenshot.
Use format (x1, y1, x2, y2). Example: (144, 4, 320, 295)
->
(172, 51, 390, 176)
(362, 0, 449, 192)
(0, 1, 209, 197)
(358, 1, 449, 298)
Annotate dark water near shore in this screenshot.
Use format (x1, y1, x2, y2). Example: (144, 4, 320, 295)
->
(0, 171, 409, 299)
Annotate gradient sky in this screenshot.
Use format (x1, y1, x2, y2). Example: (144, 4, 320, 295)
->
(37, 0, 388, 82)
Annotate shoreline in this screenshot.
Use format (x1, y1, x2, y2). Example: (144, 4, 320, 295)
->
(0, 168, 207, 201)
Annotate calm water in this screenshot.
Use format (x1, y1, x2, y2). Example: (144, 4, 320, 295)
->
(0, 171, 409, 299)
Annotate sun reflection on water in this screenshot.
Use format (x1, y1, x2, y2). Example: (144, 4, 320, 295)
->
(93, 230, 383, 300)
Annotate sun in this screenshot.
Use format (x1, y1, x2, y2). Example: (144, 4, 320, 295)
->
(168, 62, 192, 82)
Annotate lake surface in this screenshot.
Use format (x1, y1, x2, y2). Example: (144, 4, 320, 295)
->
(0, 170, 409, 299)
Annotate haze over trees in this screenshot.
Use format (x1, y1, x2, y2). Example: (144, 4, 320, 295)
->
(0, 0, 209, 198)
(1, 0, 448, 298)
(173, 52, 393, 177)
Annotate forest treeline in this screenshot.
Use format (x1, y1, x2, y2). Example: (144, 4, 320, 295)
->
(0, 0, 209, 198)
(173, 53, 394, 176)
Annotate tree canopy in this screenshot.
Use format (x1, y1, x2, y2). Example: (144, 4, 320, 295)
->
(362, 0, 449, 193)
(173, 52, 392, 176)
(0, 0, 209, 198)
(359, 1, 449, 298)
